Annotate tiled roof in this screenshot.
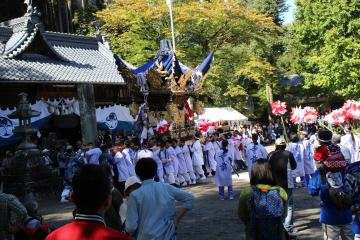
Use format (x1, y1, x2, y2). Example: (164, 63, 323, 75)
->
(0, 8, 124, 85)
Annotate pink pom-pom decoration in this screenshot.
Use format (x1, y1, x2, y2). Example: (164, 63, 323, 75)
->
(272, 101, 287, 116)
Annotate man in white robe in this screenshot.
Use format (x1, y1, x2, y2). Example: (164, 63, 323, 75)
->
(172, 139, 191, 186)
(158, 142, 176, 185)
(341, 126, 359, 163)
(148, 139, 164, 183)
(166, 140, 185, 185)
(190, 134, 206, 180)
(203, 136, 217, 176)
(179, 140, 196, 184)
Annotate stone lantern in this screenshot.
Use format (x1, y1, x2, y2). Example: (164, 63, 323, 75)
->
(4, 93, 42, 198)
(8, 93, 41, 151)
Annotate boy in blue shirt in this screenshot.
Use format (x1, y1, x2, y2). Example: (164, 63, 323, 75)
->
(309, 166, 353, 239)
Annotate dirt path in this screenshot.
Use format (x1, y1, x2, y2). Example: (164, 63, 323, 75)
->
(40, 171, 322, 239)
(177, 173, 322, 240)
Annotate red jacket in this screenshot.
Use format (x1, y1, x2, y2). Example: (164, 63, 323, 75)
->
(46, 215, 130, 240)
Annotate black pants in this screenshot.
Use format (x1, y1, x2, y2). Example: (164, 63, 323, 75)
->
(114, 181, 126, 195)
(235, 160, 247, 170)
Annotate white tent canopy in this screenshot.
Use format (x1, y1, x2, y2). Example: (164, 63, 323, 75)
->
(198, 107, 248, 122)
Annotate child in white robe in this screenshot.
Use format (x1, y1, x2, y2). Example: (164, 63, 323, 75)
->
(215, 140, 233, 200)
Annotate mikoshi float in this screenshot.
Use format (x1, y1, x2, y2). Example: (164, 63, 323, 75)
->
(117, 39, 214, 140)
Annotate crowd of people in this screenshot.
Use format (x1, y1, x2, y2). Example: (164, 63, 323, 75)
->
(0, 123, 360, 240)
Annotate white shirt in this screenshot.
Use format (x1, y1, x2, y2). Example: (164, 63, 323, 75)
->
(85, 148, 102, 165)
(190, 140, 204, 166)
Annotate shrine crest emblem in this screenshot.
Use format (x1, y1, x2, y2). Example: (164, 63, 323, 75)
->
(105, 112, 118, 130)
(0, 116, 14, 139)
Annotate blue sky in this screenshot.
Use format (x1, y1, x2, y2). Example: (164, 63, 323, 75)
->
(282, 0, 296, 25)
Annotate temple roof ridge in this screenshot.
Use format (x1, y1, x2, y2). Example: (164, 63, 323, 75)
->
(0, 1, 66, 61)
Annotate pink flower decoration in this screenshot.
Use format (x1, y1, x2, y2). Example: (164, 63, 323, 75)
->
(324, 111, 338, 125)
(290, 107, 303, 124)
(272, 101, 287, 116)
(328, 108, 350, 125)
(303, 106, 318, 123)
(343, 100, 360, 120)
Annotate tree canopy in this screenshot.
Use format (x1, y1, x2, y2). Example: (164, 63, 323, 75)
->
(93, 0, 281, 118)
(291, 0, 360, 98)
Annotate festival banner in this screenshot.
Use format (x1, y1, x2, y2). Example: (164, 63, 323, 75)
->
(96, 104, 135, 133)
(0, 101, 53, 147)
(0, 100, 136, 147)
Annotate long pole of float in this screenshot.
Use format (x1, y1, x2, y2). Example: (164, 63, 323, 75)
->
(166, 0, 176, 53)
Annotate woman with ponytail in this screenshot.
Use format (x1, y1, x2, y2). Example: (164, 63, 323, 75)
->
(215, 140, 234, 200)
(245, 134, 268, 176)
(341, 126, 360, 163)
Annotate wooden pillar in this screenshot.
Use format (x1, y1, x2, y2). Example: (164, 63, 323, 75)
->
(77, 84, 97, 144)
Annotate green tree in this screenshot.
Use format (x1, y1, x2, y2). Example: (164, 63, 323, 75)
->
(241, 0, 288, 25)
(292, 0, 360, 98)
(95, 0, 281, 119)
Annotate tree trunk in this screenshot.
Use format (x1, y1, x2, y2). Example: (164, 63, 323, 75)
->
(77, 84, 97, 144)
(67, 0, 73, 33)
(266, 82, 273, 123)
(57, 0, 64, 32)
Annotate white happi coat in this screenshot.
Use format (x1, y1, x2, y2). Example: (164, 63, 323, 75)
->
(190, 140, 204, 166)
(123, 148, 135, 165)
(227, 138, 235, 160)
(341, 134, 360, 162)
(166, 146, 179, 174)
(85, 147, 102, 165)
(245, 143, 268, 174)
(174, 146, 188, 174)
(151, 146, 164, 182)
(158, 149, 174, 174)
(288, 142, 305, 178)
(301, 139, 316, 175)
(203, 141, 216, 167)
(215, 150, 233, 187)
(114, 152, 135, 182)
(232, 136, 244, 160)
(213, 140, 221, 155)
(181, 145, 194, 173)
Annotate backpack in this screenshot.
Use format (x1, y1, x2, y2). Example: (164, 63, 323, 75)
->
(248, 186, 285, 240)
(326, 172, 352, 210)
(345, 161, 360, 197)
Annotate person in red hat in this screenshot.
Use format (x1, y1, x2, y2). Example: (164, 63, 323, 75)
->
(314, 130, 348, 172)
(309, 130, 353, 239)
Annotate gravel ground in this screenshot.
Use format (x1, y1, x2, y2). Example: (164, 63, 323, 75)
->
(39, 144, 324, 239)
(40, 171, 323, 239)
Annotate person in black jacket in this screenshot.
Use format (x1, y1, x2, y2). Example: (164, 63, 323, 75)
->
(268, 138, 297, 238)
